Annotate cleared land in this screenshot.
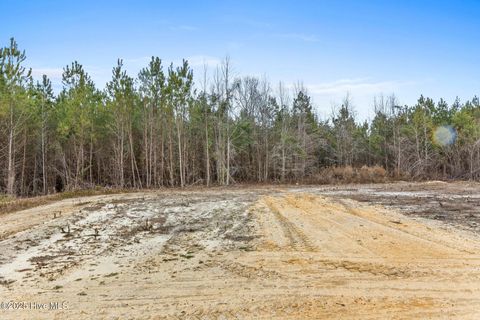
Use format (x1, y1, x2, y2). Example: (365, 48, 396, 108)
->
(1, 182, 480, 319)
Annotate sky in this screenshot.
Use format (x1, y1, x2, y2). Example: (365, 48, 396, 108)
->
(2, 0, 480, 120)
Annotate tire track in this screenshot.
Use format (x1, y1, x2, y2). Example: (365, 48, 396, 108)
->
(336, 198, 474, 255)
(263, 197, 316, 252)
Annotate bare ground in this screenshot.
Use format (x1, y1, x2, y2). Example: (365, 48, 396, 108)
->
(1, 182, 480, 319)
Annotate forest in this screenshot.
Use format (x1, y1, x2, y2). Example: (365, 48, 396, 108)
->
(1, 37, 480, 197)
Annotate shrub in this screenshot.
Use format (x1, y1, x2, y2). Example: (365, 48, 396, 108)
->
(311, 165, 386, 184)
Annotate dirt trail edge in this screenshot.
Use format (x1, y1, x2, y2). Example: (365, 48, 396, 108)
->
(1, 188, 480, 319)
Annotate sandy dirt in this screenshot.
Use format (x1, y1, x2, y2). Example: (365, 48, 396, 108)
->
(1, 182, 480, 319)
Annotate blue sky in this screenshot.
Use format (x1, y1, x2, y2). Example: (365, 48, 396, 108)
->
(2, 0, 479, 120)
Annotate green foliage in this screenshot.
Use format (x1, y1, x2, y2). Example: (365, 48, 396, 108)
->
(3, 37, 480, 195)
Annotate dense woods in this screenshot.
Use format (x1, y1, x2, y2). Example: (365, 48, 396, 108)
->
(1, 38, 480, 196)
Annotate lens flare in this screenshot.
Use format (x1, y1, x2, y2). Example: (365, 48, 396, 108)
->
(433, 125, 456, 147)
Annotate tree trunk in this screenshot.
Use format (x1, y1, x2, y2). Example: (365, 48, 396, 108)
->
(176, 114, 184, 188)
(20, 129, 27, 195)
(41, 112, 47, 194)
(129, 127, 137, 188)
(6, 123, 15, 196)
(168, 127, 174, 186)
(205, 109, 210, 186)
(120, 127, 125, 187)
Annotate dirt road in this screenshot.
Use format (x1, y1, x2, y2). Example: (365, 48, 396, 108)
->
(1, 183, 480, 319)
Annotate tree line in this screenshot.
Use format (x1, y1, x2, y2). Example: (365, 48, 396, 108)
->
(1, 38, 480, 196)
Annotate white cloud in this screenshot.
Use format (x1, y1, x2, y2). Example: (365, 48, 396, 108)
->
(30, 65, 112, 94)
(226, 41, 243, 50)
(305, 78, 416, 95)
(31, 65, 110, 80)
(122, 55, 221, 69)
(220, 16, 273, 29)
(152, 19, 198, 31)
(169, 25, 198, 31)
(284, 78, 419, 121)
(184, 55, 222, 68)
(123, 56, 151, 65)
(31, 67, 63, 80)
(275, 33, 319, 42)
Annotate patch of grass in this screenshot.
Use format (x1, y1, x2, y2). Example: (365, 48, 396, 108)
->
(310, 165, 388, 184)
(52, 285, 63, 290)
(0, 194, 15, 204)
(239, 246, 255, 251)
(162, 257, 178, 262)
(104, 272, 119, 278)
(180, 254, 194, 259)
(389, 220, 402, 224)
(0, 279, 15, 286)
(0, 188, 136, 216)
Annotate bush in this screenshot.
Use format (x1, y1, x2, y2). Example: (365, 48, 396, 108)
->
(311, 165, 387, 184)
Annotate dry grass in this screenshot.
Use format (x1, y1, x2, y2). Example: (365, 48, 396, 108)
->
(0, 188, 133, 215)
(1, 168, 389, 215)
(312, 165, 387, 184)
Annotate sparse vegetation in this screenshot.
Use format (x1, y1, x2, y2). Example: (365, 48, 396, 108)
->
(0, 188, 134, 215)
(312, 165, 387, 184)
(2, 184, 480, 318)
(104, 272, 118, 278)
(2, 38, 480, 199)
(2, 1, 480, 319)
